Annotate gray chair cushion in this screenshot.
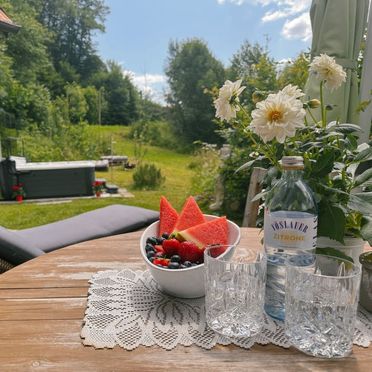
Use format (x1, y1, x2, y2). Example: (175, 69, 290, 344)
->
(19, 205, 159, 253)
(0, 226, 45, 265)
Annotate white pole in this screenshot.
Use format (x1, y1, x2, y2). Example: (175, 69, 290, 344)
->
(359, 0, 372, 143)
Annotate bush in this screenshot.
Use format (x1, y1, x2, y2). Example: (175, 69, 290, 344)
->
(190, 143, 220, 207)
(128, 120, 179, 149)
(133, 163, 165, 190)
(17, 123, 110, 161)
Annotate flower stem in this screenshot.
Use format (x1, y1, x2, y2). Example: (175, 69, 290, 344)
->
(238, 103, 279, 167)
(320, 80, 326, 128)
(307, 108, 318, 125)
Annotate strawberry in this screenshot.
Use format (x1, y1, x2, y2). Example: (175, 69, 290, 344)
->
(178, 241, 204, 263)
(162, 238, 181, 257)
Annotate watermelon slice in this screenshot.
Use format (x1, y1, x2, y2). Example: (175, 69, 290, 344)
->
(172, 196, 206, 233)
(177, 216, 228, 249)
(159, 196, 179, 236)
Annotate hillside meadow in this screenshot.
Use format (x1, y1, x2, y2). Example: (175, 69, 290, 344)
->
(0, 125, 200, 229)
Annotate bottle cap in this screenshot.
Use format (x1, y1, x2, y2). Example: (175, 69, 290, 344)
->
(281, 156, 304, 170)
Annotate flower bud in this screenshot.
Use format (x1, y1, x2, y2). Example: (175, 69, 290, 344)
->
(252, 90, 265, 104)
(307, 99, 321, 109)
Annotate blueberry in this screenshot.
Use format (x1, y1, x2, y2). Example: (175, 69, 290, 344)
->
(149, 257, 155, 263)
(168, 262, 180, 269)
(146, 237, 157, 245)
(191, 263, 197, 267)
(162, 232, 169, 239)
(155, 252, 164, 258)
(156, 237, 165, 244)
(183, 261, 192, 267)
(180, 264, 187, 269)
(147, 251, 155, 259)
(145, 244, 155, 252)
(170, 255, 181, 263)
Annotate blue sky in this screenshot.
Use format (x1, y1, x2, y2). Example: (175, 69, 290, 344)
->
(95, 0, 312, 103)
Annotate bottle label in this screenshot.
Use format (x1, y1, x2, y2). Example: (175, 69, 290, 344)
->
(264, 209, 317, 250)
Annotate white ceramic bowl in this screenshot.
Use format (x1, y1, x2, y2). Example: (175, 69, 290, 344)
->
(140, 214, 241, 298)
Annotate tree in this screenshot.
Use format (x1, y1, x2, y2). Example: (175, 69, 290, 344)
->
(165, 38, 225, 144)
(93, 61, 140, 125)
(65, 83, 88, 124)
(228, 41, 265, 80)
(31, 0, 109, 84)
(277, 52, 310, 91)
(4, 0, 51, 83)
(228, 41, 277, 113)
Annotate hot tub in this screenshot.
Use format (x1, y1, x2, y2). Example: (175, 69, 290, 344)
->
(0, 157, 95, 200)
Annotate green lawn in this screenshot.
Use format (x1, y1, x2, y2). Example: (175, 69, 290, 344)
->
(0, 125, 198, 229)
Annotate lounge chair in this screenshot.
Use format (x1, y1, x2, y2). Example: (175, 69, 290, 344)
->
(0, 204, 159, 272)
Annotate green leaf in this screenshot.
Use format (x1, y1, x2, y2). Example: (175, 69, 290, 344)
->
(361, 216, 372, 246)
(354, 168, 372, 188)
(318, 201, 346, 243)
(346, 134, 358, 150)
(331, 123, 362, 134)
(235, 160, 255, 173)
(311, 151, 335, 178)
(251, 190, 268, 202)
(348, 192, 372, 215)
(316, 247, 354, 263)
(351, 147, 372, 164)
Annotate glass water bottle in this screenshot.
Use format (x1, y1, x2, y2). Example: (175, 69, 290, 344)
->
(264, 156, 317, 321)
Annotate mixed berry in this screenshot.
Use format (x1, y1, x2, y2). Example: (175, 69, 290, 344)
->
(145, 233, 203, 270)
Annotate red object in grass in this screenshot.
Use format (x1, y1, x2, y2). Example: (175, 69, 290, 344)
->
(16, 195, 23, 203)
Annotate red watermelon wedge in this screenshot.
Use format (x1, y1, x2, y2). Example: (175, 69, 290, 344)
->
(159, 196, 179, 236)
(172, 196, 206, 233)
(177, 216, 228, 249)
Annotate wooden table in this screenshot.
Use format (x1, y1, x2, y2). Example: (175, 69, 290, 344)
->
(0, 228, 371, 371)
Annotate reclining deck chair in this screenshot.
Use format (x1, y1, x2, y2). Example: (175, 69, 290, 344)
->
(0, 204, 159, 273)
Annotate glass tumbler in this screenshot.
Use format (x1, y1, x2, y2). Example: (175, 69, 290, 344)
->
(204, 245, 267, 338)
(285, 254, 361, 358)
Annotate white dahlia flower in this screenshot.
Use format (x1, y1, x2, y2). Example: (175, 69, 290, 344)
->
(309, 54, 346, 90)
(280, 84, 305, 99)
(214, 79, 245, 121)
(250, 91, 305, 143)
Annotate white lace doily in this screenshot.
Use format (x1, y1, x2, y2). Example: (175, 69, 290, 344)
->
(81, 269, 372, 350)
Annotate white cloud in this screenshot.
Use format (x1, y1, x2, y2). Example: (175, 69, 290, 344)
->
(217, 0, 248, 5)
(276, 58, 292, 73)
(282, 12, 311, 41)
(262, 10, 288, 22)
(261, 0, 311, 22)
(124, 70, 167, 105)
(216, 0, 312, 43)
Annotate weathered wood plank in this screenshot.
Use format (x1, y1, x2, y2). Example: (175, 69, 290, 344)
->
(0, 286, 87, 299)
(0, 228, 370, 370)
(0, 297, 86, 320)
(0, 320, 370, 372)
